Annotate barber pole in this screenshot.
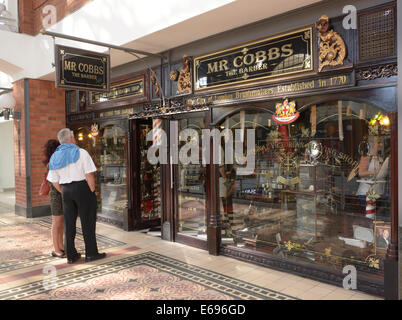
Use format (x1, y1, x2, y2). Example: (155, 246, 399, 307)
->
(365, 197, 376, 219)
(153, 119, 163, 146)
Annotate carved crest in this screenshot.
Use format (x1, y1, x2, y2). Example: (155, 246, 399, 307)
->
(272, 99, 299, 124)
(316, 15, 347, 72)
(177, 55, 192, 94)
(90, 123, 99, 137)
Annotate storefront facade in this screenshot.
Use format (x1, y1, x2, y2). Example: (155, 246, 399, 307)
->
(67, 0, 398, 297)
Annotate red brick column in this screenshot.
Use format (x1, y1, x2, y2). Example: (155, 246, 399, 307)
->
(13, 79, 66, 218)
(19, 0, 94, 36)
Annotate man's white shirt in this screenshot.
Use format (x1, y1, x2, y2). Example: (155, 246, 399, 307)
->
(47, 148, 97, 184)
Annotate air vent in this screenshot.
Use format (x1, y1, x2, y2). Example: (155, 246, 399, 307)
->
(358, 6, 396, 62)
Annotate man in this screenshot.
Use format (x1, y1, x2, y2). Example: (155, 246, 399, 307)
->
(47, 128, 106, 264)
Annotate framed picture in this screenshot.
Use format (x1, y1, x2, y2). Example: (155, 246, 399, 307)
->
(374, 221, 391, 249)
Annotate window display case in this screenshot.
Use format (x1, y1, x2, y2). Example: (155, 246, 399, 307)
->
(219, 101, 391, 278)
(139, 123, 161, 221)
(75, 124, 128, 227)
(98, 125, 127, 223)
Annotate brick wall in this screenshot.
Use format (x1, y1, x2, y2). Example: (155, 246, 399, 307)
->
(29, 79, 66, 207)
(19, 0, 93, 35)
(13, 79, 66, 213)
(13, 80, 27, 207)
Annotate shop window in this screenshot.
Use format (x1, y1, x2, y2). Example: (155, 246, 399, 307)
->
(75, 125, 127, 224)
(219, 101, 391, 278)
(66, 90, 77, 114)
(139, 123, 162, 220)
(66, 91, 88, 114)
(79, 92, 87, 111)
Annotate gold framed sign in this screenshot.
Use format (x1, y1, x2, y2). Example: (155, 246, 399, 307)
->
(193, 27, 313, 91)
(90, 79, 144, 105)
(55, 45, 110, 92)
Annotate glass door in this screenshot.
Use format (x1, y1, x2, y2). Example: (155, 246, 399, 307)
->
(174, 113, 208, 241)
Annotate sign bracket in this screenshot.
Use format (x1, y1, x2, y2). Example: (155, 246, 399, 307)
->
(40, 29, 166, 106)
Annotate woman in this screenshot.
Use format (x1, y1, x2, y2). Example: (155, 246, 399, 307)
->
(43, 139, 65, 258)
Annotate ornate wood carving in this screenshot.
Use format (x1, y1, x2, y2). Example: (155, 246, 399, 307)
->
(356, 64, 398, 81)
(129, 99, 210, 119)
(177, 55, 192, 94)
(151, 69, 160, 97)
(316, 15, 347, 72)
(169, 70, 179, 81)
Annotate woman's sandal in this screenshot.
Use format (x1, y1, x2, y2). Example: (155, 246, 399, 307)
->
(52, 251, 66, 258)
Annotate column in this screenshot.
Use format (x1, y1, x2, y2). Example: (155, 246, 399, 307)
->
(13, 79, 65, 218)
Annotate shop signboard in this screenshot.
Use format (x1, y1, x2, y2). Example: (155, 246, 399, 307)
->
(55, 45, 110, 92)
(194, 27, 313, 91)
(90, 79, 144, 105)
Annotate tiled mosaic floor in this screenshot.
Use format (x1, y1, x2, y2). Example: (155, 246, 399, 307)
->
(0, 217, 125, 274)
(0, 252, 296, 300)
(0, 207, 382, 300)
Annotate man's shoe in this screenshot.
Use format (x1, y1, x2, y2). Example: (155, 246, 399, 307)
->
(67, 253, 81, 264)
(85, 253, 106, 262)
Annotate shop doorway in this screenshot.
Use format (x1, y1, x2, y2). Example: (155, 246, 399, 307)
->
(131, 119, 162, 231)
(172, 112, 209, 248)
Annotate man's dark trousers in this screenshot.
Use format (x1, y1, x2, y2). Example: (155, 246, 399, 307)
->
(61, 180, 99, 260)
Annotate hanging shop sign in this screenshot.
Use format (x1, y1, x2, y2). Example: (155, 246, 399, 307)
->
(90, 79, 144, 105)
(55, 45, 110, 92)
(194, 27, 313, 91)
(272, 99, 299, 124)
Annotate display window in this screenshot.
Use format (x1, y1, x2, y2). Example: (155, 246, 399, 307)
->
(138, 122, 162, 221)
(75, 125, 128, 224)
(219, 101, 391, 278)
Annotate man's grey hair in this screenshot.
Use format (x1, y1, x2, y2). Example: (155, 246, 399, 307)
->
(57, 128, 74, 144)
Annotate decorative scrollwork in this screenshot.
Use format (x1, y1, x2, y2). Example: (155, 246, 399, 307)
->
(177, 55, 192, 94)
(316, 15, 347, 72)
(356, 64, 398, 81)
(151, 69, 160, 97)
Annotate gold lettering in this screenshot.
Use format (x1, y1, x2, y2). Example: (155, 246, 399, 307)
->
(233, 56, 243, 68)
(219, 60, 230, 72)
(255, 50, 267, 64)
(64, 61, 77, 72)
(207, 62, 219, 74)
(243, 53, 255, 66)
(268, 47, 281, 60)
(281, 44, 293, 57)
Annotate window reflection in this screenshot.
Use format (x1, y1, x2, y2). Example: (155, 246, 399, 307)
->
(177, 118, 207, 238)
(219, 101, 391, 278)
(75, 125, 127, 224)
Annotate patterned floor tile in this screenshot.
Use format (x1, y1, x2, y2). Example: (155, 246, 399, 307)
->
(0, 252, 298, 300)
(0, 219, 126, 274)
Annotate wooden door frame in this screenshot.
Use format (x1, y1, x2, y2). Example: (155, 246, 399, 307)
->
(169, 111, 210, 250)
(129, 118, 162, 230)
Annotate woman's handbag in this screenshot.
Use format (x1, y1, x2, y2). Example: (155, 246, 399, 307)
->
(39, 173, 50, 196)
